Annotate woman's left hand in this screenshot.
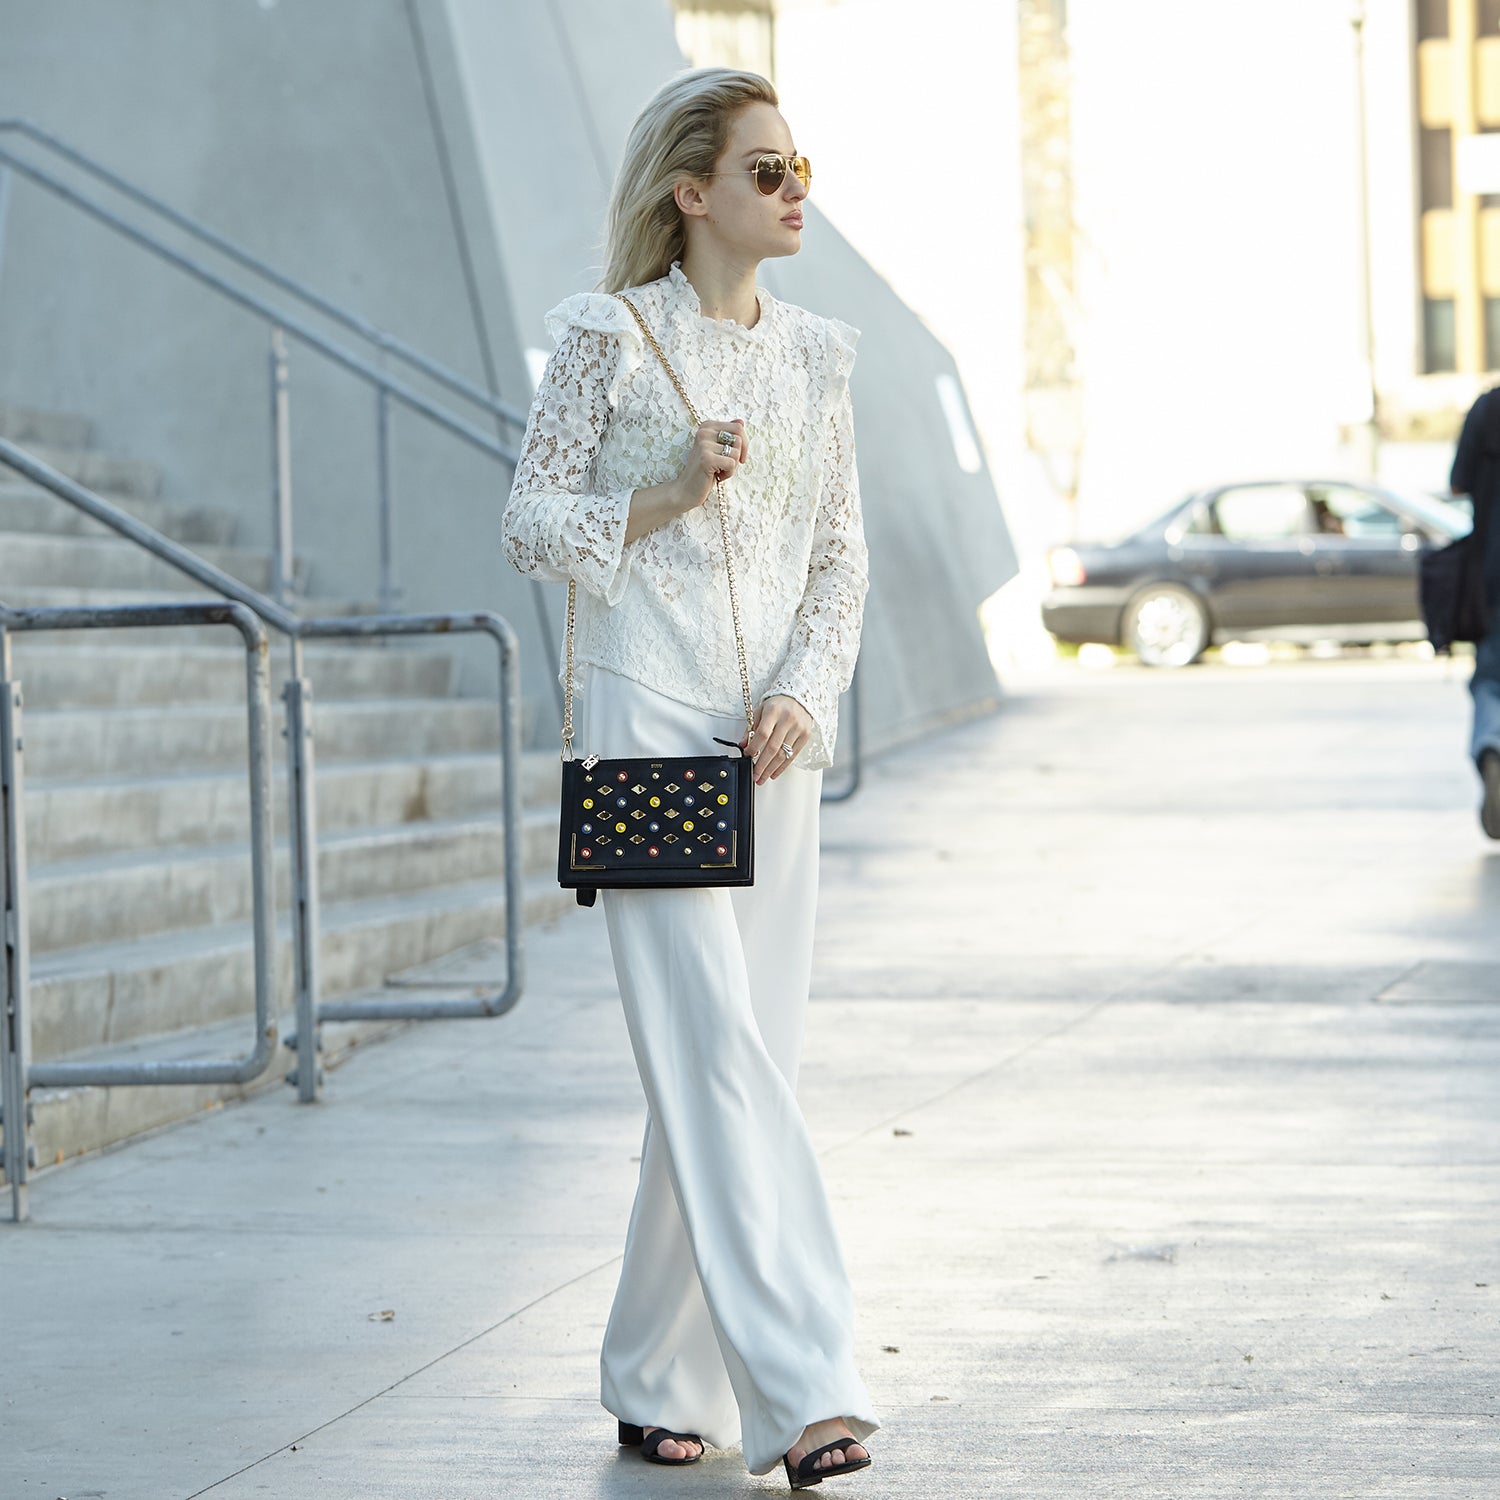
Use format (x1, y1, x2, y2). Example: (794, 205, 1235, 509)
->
(743, 695, 814, 784)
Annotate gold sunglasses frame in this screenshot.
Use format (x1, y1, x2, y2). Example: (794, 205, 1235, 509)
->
(702, 153, 813, 196)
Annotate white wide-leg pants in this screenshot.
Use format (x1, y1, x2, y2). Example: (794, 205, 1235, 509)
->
(574, 665, 878, 1476)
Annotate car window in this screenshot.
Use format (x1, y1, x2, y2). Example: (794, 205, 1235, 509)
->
(1212, 485, 1313, 541)
(1181, 502, 1216, 536)
(1307, 484, 1404, 538)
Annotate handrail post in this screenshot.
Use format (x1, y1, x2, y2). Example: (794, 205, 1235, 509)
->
(283, 671, 322, 1103)
(376, 385, 398, 615)
(820, 664, 862, 804)
(0, 626, 34, 1223)
(0, 165, 13, 303)
(269, 327, 294, 607)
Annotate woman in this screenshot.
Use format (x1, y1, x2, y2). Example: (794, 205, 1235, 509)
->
(502, 67, 879, 1488)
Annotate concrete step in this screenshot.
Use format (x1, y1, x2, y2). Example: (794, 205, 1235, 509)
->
(0, 479, 238, 545)
(0, 404, 94, 450)
(27, 807, 558, 954)
(9, 639, 457, 709)
(30, 872, 573, 1062)
(4, 442, 162, 499)
(0, 530, 302, 596)
(23, 696, 503, 778)
(24, 751, 561, 862)
(26, 896, 568, 1171)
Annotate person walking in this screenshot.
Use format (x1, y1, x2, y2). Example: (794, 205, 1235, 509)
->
(1450, 388, 1500, 838)
(502, 68, 878, 1488)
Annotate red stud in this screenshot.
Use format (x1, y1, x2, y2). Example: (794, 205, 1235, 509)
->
(580, 847, 592, 859)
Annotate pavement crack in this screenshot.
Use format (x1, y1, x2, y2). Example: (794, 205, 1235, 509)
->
(181, 1253, 622, 1497)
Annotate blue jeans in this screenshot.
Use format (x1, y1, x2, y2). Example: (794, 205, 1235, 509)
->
(1472, 629, 1500, 767)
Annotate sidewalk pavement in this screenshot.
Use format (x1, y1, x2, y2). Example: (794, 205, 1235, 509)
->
(3, 655, 1497, 1499)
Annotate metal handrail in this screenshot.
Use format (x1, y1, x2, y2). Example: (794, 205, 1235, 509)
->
(0, 119, 530, 431)
(0, 142, 523, 468)
(1, 599, 277, 1225)
(0, 120, 557, 652)
(0, 443, 525, 1220)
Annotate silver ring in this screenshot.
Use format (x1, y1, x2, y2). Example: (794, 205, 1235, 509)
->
(716, 429, 734, 445)
(781, 743, 796, 759)
(720, 442, 733, 456)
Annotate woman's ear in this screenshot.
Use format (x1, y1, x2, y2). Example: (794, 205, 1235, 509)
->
(674, 178, 709, 220)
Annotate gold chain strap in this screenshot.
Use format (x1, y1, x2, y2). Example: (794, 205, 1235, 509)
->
(560, 293, 756, 759)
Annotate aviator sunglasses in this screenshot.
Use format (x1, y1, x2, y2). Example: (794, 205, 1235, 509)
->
(703, 152, 813, 196)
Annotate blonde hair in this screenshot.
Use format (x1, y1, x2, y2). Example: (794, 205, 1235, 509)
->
(599, 67, 779, 293)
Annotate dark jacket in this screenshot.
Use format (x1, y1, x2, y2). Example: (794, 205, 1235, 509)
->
(1450, 388, 1500, 618)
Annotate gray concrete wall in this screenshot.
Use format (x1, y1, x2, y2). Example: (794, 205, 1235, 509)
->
(0, 0, 1015, 756)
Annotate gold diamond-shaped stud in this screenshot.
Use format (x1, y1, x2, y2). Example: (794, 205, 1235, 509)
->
(629, 834, 645, 845)
(630, 809, 645, 820)
(664, 833, 679, 844)
(665, 782, 680, 793)
(664, 808, 681, 820)
(697, 832, 712, 843)
(631, 784, 645, 795)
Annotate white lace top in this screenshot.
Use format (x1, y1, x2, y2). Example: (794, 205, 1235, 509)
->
(502, 261, 867, 770)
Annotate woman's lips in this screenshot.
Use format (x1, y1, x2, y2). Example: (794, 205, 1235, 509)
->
(782, 214, 803, 228)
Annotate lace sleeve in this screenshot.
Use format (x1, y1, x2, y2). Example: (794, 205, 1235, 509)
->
(502, 294, 644, 604)
(764, 318, 869, 767)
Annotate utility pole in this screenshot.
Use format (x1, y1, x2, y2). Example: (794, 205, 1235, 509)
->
(1018, 0, 1084, 536)
(1350, 1, 1381, 478)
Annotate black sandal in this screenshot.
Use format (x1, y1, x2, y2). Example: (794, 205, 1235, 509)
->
(618, 1419, 704, 1465)
(783, 1437, 872, 1489)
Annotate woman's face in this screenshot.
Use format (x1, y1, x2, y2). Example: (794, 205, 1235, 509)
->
(681, 101, 808, 263)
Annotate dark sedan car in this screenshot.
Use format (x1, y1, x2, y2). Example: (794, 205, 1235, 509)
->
(1041, 479, 1471, 666)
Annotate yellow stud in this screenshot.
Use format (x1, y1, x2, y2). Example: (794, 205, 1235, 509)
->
(649, 796, 660, 808)
(683, 820, 695, 832)
(615, 821, 627, 833)
(582, 798, 593, 810)
(717, 794, 728, 805)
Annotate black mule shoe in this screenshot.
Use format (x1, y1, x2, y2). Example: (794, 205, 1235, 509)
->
(618, 1419, 704, 1465)
(783, 1438, 873, 1489)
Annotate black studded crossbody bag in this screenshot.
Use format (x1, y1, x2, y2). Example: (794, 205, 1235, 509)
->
(556, 293, 756, 908)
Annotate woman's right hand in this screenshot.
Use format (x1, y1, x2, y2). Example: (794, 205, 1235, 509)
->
(674, 419, 748, 513)
(624, 419, 750, 545)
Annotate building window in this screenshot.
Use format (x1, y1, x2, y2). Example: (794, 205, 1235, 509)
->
(1486, 298, 1500, 368)
(1425, 297, 1458, 372)
(1421, 126, 1454, 210)
(1418, 0, 1449, 41)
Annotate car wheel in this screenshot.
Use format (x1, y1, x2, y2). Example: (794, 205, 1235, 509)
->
(1123, 584, 1209, 668)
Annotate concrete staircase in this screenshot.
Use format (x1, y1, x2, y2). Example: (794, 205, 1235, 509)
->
(0, 402, 568, 1172)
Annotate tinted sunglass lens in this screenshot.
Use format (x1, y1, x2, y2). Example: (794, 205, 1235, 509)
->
(755, 155, 787, 194)
(793, 156, 812, 190)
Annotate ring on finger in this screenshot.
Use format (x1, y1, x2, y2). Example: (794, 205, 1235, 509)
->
(781, 743, 796, 760)
(716, 429, 734, 444)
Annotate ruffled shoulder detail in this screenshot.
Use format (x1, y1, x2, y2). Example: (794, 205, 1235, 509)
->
(543, 290, 644, 350)
(542, 291, 646, 408)
(822, 314, 861, 388)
